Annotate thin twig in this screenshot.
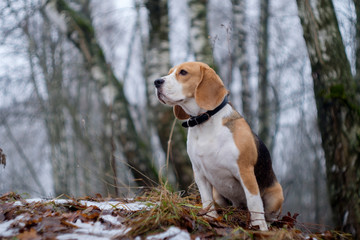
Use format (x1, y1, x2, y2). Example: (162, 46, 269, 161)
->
(165, 118, 177, 179)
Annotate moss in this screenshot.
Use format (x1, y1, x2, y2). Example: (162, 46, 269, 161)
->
(323, 83, 360, 117)
(329, 84, 346, 99)
(56, 0, 95, 38)
(95, 45, 105, 62)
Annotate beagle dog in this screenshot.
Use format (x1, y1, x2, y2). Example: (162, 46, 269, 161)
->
(154, 62, 283, 231)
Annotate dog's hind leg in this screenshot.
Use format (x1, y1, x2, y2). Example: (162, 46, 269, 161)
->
(262, 182, 284, 222)
(212, 187, 228, 207)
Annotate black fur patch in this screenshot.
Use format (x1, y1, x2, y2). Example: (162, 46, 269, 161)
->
(254, 135, 277, 191)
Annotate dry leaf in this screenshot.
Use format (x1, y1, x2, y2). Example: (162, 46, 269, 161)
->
(17, 228, 41, 240)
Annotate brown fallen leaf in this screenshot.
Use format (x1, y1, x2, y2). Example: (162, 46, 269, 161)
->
(61, 219, 79, 228)
(63, 210, 82, 223)
(35, 216, 68, 233)
(17, 228, 41, 240)
(272, 212, 299, 229)
(80, 206, 101, 222)
(0, 192, 22, 202)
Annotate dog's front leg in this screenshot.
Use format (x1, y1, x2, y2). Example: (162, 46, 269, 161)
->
(193, 171, 217, 218)
(245, 190, 268, 231)
(238, 169, 268, 231)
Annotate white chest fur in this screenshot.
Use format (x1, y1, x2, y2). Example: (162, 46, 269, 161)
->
(187, 105, 246, 206)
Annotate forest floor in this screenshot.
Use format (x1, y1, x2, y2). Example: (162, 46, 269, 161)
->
(0, 190, 352, 239)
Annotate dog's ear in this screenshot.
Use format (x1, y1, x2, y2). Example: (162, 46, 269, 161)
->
(173, 105, 190, 120)
(195, 65, 228, 110)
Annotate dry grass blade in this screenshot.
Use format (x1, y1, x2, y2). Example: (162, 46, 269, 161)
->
(123, 185, 214, 238)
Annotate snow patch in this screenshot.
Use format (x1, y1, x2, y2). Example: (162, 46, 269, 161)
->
(79, 200, 151, 211)
(1, 199, 188, 239)
(100, 214, 121, 225)
(0, 215, 24, 237)
(57, 233, 110, 240)
(57, 219, 129, 240)
(13, 199, 150, 211)
(146, 226, 192, 240)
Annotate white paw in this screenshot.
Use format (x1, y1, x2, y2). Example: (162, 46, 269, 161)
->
(251, 213, 268, 231)
(205, 209, 218, 219)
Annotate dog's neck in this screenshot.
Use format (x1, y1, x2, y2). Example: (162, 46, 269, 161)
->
(180, 96, 229, 128)
(178, 98, 206, 117)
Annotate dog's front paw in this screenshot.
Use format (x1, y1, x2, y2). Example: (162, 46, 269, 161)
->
(204, 209, 218, 219)
(250, 213, 268, 231)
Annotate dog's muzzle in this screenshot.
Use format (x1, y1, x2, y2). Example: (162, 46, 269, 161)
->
(154, 78, 164, 89)
(154, 78, 166, 104)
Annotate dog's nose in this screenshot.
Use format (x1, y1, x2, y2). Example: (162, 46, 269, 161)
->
(154, 78, 165, 88)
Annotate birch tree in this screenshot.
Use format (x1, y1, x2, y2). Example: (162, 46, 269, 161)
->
(1, 118, 46, 196)
(145, 0, 193, 190)
(296, 0, 360, 237)
(46, 0, 158, 189)
(257, 0, 271, 147)
(189, 0, 214, 66)
(23, 9, 73, 196)
(354, 0, 360, 86)
(231, 0, 253, 125)
(0, 0, 84, 196)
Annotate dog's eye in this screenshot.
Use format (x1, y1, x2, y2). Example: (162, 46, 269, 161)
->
(179, 69, 188, 76)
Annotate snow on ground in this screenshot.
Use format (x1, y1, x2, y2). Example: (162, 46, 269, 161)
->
(57, 219, 128, 240)
(145, 226, 192, 240)
(0, 215, 25, 237)
(13, 198, 150, 211)
(0, 198, 192, 240)
(79, 200, 150, 211)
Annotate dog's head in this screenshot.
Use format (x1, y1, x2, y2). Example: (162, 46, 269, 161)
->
(154, 62, 228, 119)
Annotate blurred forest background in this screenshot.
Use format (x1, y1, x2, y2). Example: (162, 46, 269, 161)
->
(0, 0, 359, 236)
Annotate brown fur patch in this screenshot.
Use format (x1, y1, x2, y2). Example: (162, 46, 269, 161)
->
(171, 62, 229, 119)
(173, 105, 190, 120)
(195, 65, 228, 110)
(239, 166, 259, 196)
(173, 62, 204, 98)
(170, 62, 228, 111)
(222, 106, 242, 130)
(262, 182, 284, 219)
(223, 111, 259, 195)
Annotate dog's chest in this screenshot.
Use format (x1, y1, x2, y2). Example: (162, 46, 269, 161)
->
(187, 117, 240, 180)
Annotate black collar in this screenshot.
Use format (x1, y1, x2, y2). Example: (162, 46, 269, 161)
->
(182, 95, 229, 128)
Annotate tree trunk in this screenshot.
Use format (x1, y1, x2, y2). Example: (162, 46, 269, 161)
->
(354, 0, 360, 83)
(257, 0, 271, 147)
(189, 0, 214, 66)
(101, 106, 119, 197)
(23, 12, 73, 196)
(47, 37, 72, 196)
(231, 0, 253, 126)
(354, 0, 360, 107)
(1, 118, 46, 196)
(145, 0, 193, 191)
(296, 0, 360, 237)
(46, 0, 158, 189)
